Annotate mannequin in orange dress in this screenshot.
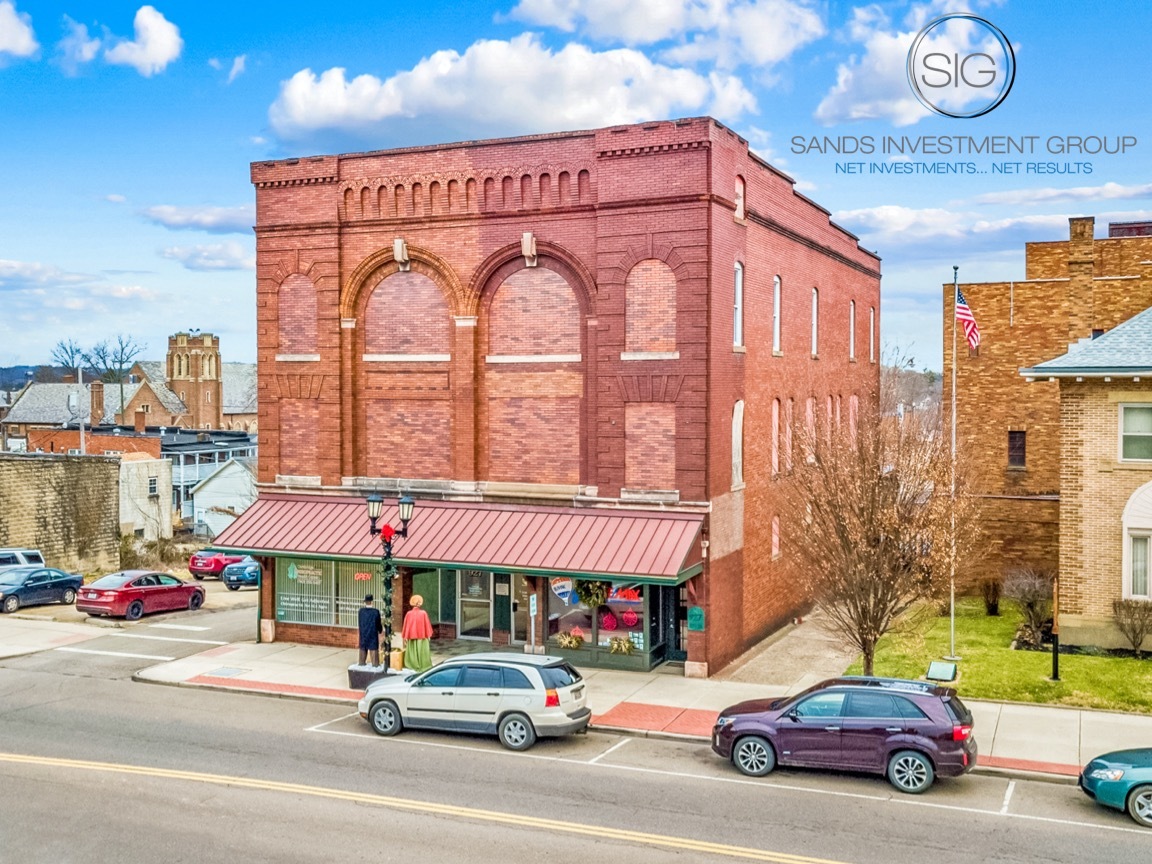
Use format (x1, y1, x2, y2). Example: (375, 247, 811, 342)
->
(401, 594, 434, 672)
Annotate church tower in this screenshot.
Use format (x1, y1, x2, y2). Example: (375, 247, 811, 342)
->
(167, 331, 223, 429)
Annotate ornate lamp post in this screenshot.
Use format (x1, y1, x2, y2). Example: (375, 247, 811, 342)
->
(365, 493, 416, 665)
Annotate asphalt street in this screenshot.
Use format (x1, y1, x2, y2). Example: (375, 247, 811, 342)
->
(0, 604, 1150, 863)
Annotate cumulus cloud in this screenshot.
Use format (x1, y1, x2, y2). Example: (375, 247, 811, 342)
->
(0, 258, 92, 292)
(269, 33, 755, 140)
(141, 204, 255, 234)
(56, 16, 100, 73)
(969, 182, 1152, 206)
(0, 0, 37, 57)
(662, 0, 825, 70)
(105, 193, 127, 203)
(104, 5, 182, 76)
(161, 242, 255, 271)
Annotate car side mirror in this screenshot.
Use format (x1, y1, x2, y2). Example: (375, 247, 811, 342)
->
(786, 710, 800, 722)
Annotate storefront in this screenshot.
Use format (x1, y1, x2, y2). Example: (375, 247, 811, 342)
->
(214, 494, 704, 672)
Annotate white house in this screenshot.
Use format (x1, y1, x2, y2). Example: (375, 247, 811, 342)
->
(119, 452, 174, 541)
(190, 457, 257, 538)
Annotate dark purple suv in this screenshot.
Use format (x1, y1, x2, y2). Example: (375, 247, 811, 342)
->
(711, 677, 977, 793)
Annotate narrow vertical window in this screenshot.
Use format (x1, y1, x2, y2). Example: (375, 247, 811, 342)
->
(732, 400, 744, 487)
(771, 398, 780, 475)
(869, 306, 876, 363)
(772, 275, 782, 353)
(811, 288, 819, 355)
(785, 398, 794, 471)
(734, 175, 746, 219)
(849, 300, 856, 360)
(805, 397, 815, 462)
(1132, 535, 1149, 597)
(1008, 430, 1027, 467)
(772, 516, 781, 558)
(734, 262, 744, 347)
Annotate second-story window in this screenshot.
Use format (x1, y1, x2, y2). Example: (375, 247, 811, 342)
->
(811, 288, 819, 356)
(849, 300, 856, 360)
(772, 276, 782, 352)
(1008, 430, 1027, 467)
(733, 262, 745, 347)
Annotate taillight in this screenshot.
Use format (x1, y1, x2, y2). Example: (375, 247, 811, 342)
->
(953, 724, 972, 741)
(545, 689, 560, 707)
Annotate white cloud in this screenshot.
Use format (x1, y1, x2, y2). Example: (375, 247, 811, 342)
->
(161, 242, 255, 271)
(662, 0, 825, 70)
(207, 57, 221, 70)
(227, 54, 246, 84)
(90, 283, 161, 300)
(0, 0, 37, 57)
(269, 33, 754, 139)
(969, 182, 1152, 206)
(0, 258, 92, 291)
(104, 5, 182, 77)
(105, 193, 127, 204)
(57, 16, 100, 73)
(142, 204, 255, 234)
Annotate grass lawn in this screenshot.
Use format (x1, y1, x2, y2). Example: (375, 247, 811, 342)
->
(844, 597, 1152, 714)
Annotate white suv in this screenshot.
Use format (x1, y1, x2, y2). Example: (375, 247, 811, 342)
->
(358, 653, 590, 751)
(0, 549, 45, 569)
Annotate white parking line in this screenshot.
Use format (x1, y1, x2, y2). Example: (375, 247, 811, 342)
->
(1000, 780, 1016, 814)
(148, 624, 212, 632)
(55, 647, 175, 661)
(306, 721, 1151, 836)
(588, 738, 630, 764)
(108, 633, 227, 646)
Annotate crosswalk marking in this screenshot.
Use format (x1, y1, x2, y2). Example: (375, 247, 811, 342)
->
(148, 624, 211, 632)
(108, 633, 227, 646)
(55, 647, 175, 661)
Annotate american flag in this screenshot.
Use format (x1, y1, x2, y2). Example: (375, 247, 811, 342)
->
(955, 287, 981, 349)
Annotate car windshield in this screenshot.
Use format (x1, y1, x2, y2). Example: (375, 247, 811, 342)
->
(540, 662, 582, 688)
(89, 573, 135, 589)
(0, 569, 30, 585)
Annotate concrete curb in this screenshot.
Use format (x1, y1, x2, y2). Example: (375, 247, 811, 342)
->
(131, 673, 359, 706)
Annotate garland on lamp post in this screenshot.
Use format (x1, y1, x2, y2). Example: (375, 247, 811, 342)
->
(365, 494, 416, 663)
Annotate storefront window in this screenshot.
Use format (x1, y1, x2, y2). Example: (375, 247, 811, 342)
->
(600, 584, 646, 651)
(275, 557, 382, 627)
(546, 578, 648, 652)
(547, 577, 593, 645)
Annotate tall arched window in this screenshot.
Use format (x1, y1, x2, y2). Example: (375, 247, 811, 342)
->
(732, 400, 745, 487)
(869, 306, 876, 363)
(734, 175, 746, 219)
(811, 287, 819, 355)
(849, 300, 856, 360)
(733, 262, 745, 347)
(785, 397, 794, 471)
(771, 398, 780, 475)
(772, 275, 782, 352)
(805, 396, 816, 462)
(771, 516, 781, 558)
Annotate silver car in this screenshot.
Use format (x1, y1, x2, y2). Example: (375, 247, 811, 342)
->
(357, 653, 590, 751)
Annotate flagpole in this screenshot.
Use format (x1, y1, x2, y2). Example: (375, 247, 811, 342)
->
(946, 265, 960, 661)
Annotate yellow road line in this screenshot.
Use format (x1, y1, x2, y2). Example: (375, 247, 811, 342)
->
(0, 751, 851, 863)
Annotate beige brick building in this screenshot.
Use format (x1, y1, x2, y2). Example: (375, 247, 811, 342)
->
(948, 217, 1152, 646)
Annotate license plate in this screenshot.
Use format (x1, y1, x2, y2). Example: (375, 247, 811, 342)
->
(84, 592, 96, 598)
(571, 686, 584, 698)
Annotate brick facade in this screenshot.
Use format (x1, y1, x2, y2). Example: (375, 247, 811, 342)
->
(947, 217, 1152, 643)
(252, 117, 880, 674)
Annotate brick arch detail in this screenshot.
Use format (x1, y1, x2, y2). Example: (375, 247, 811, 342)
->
(341, 244, 466, 320)
(466, 240, 597, 319)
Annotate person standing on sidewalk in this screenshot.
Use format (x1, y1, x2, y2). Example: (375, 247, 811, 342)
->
(358, 594, 383, 667)
(402, 594, 433, 672)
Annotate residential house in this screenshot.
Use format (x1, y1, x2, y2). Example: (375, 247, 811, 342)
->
(119, 452, 174, 542)
(190, 457, 257, 538)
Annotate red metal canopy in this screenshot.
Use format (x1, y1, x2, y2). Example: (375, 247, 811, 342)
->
(212, 494, 704, 583)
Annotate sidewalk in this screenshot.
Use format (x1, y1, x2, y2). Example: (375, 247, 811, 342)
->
(130, 617, 1152, 782)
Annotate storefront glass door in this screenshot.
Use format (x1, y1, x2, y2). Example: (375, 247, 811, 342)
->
(457, 570, 492, 640)
(512, 574, 533, 644)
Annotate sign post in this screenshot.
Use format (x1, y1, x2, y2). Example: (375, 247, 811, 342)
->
(529, 593, 538, 653)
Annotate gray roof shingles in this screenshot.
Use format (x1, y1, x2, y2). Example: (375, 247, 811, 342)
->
(1022, 306, 1152, 375)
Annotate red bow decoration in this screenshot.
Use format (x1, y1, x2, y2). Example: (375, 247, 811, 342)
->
(380, 524, 396, 541)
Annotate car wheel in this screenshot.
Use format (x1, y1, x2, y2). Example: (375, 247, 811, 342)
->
(887, 750, 935, 794)
(370, 700, 403, 737)
(189, 592, 204, 610)
(125, 600, 144, 621)
(193, 573, 204, 581)
(498, 713, 537, 751)
(226, 584, 240, 591)
(732, 735, 777, 777)
(62, 588, 77, 605)
(2, 595, 19, 614)
(1127, 785, 1152, 828)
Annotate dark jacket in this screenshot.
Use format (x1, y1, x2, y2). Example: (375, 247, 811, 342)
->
(358, 606, 383, 649)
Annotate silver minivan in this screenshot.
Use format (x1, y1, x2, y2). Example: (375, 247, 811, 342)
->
(358, 653, 590, 750)
(0, 549, 45, 569)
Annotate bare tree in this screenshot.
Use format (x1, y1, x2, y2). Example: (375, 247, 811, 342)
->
(85, 334, 146, 420)
(1113, 599, 1152, 658)
(1003, 567, 1054, 647)
(782, 363, 984, 676)
(50, 338, 87, 371)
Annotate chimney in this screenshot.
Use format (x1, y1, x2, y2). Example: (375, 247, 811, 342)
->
(135, 410, 147, 433)
(1067, 216, 1095, 344)
(90, 381, 104, 426)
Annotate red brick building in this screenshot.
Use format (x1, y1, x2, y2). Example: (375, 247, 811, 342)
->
(216, 117, 880, 675)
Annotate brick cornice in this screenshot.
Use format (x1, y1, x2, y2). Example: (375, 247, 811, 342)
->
(597, 140, 710, 159)
(254, 175, 337, 189)
(746, 209, 881, 278)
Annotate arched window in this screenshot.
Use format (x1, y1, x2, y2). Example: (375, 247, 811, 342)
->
(732, 400, 744, 487)
(811, 288, 819, 355)
(849, 300, 856, 361)
(733, 262, 744, 347)
(785, 397, 794, 471)
(869, 306, 876, 363)
(772, 515, 780, 558)
(1123, 480, 1152, 599)
(771, 398, 780, 475)
(805, 396, 815, 462)
(734, 175, 746, 219)
(850, 394, 859, 441)
(772, 275, 782, 353)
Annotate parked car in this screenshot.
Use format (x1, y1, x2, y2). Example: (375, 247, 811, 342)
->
(222, 556, 261, 590)
(76, 570, 205, 621)
(358, 653, 591, 751)
(188, 551, 245, 580)
(0, 566, 84, 613)
(711, 676, 977, 794)
(0, 548, 46, 568)
(1079, 748, 1152, 828)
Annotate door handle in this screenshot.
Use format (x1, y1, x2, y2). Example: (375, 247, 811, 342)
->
(885, 727, 902, 733)
(487, 691, 500, 696)
(823, 726, 840, 732)
(441, 691, 454, 695)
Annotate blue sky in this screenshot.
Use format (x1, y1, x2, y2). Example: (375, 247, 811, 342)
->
(2, 0, 1150, 371)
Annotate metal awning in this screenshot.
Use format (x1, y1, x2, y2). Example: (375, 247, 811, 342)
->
(211, 493, 704, 584)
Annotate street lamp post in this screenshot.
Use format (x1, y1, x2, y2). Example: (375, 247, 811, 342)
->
(365, 493, 416, 667)
(1051, 572, 1061, 682)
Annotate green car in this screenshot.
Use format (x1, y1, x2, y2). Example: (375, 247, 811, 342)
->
(1079, 749, 1152, 827)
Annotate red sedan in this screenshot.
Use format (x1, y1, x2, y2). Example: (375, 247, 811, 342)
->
(188, 551, 244, 580)
(76, 570, 205, 620)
